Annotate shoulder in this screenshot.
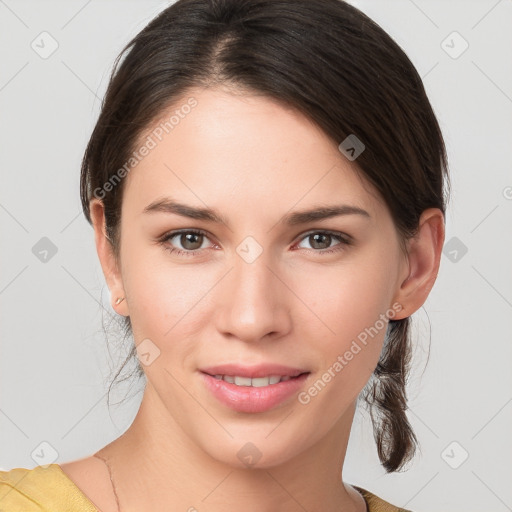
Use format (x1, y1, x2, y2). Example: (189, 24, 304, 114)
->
(0, 463, 98, 511)
(354, 486, 413, 512)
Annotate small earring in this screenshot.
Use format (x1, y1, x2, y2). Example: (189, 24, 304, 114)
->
(115, 297, 125, 305)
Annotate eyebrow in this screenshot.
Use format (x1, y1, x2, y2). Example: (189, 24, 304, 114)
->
(142, 198, 370, 227)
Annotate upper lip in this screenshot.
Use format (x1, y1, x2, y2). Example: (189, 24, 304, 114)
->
(200, 363, 308, 379)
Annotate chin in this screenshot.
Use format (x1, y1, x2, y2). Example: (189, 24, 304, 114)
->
(201, 433, 310, 471)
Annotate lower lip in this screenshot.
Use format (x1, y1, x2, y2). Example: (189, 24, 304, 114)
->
(200, 372, 310, 413)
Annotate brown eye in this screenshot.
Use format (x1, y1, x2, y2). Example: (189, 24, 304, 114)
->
(159, 229, 213, 257)
(296, 230, 352, 255)
(308, 233, 332, 250)
(179, 232, 204, 250)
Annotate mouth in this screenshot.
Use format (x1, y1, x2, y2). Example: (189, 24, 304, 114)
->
(208, 374, 303, 387)
(199, 364, 311, 413)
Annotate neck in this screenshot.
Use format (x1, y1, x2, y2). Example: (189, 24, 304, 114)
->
(95, 383, 365, 512)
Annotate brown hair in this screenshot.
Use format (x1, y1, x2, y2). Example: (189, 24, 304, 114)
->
(80, 0, 450, 472)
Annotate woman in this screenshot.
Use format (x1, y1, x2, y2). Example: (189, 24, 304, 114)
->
(0, 0, 448, 510)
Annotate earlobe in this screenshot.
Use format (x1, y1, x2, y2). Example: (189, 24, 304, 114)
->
(392, 208, 445, 320)
(90, 199, 128, 316)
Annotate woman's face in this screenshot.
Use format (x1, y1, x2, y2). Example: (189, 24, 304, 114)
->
(105, 87, 411, 468)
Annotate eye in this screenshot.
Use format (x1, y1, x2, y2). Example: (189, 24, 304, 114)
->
(158, 229, 214, 257)
(295, 230, 352, 255)
(157, 229, 352, 258)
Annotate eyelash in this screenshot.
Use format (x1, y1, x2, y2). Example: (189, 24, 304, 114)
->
(157, 229, 352, 258)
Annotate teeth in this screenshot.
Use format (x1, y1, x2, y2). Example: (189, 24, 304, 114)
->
(234, 376, 252, 386)
(215, 374, 295, 387)
(251, 377, 271, 387)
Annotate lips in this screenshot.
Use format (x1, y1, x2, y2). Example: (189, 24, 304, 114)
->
(200, 363, 307, 379)
(199, 363, 310, 413)
(212, 375, 292, 387)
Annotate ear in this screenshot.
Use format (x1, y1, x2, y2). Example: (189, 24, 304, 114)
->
(90, 198, 129, 316)
(392, 208, 445, 320)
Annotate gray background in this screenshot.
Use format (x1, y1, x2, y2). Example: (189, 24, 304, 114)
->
(1, 1, 511, 511)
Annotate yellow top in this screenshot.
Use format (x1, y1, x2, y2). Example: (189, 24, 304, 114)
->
(0, 464, 411, 511)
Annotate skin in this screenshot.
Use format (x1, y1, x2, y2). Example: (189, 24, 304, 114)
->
(61, 86, 444, 512)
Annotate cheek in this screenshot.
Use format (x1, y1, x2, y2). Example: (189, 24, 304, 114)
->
(302, 254, 396, 334)
(120, 242, 216, 354)
(295, 253, 399, 391)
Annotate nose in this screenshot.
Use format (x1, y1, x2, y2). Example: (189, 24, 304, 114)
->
(214, 248, 292, 343)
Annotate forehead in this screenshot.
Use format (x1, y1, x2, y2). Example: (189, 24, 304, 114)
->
(122, 87, 384, 222)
